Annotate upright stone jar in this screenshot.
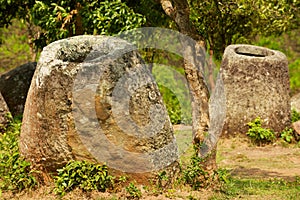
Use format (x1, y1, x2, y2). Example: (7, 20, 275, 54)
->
(20, 35, 179, 184)
(221, 44, 291, 136)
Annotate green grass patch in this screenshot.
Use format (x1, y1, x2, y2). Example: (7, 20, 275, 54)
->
(0, 20, 32, 73)
(212, 176, 300, 200)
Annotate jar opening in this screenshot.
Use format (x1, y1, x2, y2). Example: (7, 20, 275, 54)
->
(235, 46, 274, 57)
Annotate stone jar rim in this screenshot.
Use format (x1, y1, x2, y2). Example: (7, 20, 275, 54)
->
(224, 44, 286, 61)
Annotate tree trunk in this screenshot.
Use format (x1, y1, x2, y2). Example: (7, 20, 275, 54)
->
(208, 49, 215, 91)
(25, 10, 38, 62)
(74, 3, 84, 36)
(160, 0, 214, 170)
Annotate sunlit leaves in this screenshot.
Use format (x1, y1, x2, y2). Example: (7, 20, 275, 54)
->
(30, 0, 145, 49)
(189, 0, 300, 58)
(54, 160, 113, 196)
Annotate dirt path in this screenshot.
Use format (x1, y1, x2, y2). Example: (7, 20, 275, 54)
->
(217, 137, 300, 181)
(174, 125, 300, 181)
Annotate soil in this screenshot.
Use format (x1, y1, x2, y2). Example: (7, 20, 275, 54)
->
(173, 125, 300, 181)
(217, 137, 300, 181)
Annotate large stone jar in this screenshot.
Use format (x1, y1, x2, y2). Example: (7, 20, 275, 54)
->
(20, 35, 178, 183)
(0, 62, 36, 116)
(0, 92, 10, 133)
(221, 44, 291, 136)
(291, 93, 300, 113)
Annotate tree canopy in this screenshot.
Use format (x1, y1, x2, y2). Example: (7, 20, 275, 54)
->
(30, 0, 146, 49)
(1, 0, 298, 54)
(190, 0, 300, 58)
(0, 0, 34, 28)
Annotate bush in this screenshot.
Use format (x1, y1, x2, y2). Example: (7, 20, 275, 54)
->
(0, 114, 37, 191)
(54, 160, 114, 196)
(280, 128, 294, 143)
(291, 108, 300, 123)
(158, 84, 182, 124)
(246, 117, 276, 145)
(125, 182, 142, 199)
(181, 145, 210, 190)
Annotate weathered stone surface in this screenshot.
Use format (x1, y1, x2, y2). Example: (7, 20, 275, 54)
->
(0, 92, 10, 133)
(221, 44, 291, 136)
(200, 73, 226, 156)
(20, 35, 178, 181)
(291, 93, 300, 113)
(292, 120, 300, 136)
(0, 62, 36, 116)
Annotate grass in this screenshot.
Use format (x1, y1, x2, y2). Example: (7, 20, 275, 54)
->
(211, 176, 300, 200)
(0, 19, 32, 73)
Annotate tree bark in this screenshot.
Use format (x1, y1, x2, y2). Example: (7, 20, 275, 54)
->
(25, 8, 38, 62)
(160, 0, 214, 170)
(208, 49, 215, 91)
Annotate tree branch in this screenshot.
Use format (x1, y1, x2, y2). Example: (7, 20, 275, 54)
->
(160, 0, 175, 19)
(160, 0, 205, 43)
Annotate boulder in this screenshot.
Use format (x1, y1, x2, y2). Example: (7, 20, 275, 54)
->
(291, 93, 300, 113)
(0, 92, 10, 133)
(221, 44, 291, 136)
(292, 120, 300, 136)
(20, 35, 178, 182)
(0, 62, 36, 116)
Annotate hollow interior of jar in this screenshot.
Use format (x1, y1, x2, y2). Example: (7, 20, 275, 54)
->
(235, 46, 274, 57)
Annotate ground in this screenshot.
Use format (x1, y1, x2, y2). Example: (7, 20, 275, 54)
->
(1, 126, 300, 199)
(218, 137, 300, 181)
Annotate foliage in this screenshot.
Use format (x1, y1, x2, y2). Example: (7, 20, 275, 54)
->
(189, 0, 300, 58)
(255, 31, 300, 94)
(255, 35, 283, 51)
(54, 160, 114, 196)
(291, 108, 300, 123)
(0, 114, 37, 191)
(216, 168, 230, 184)
(158, 84, 182, 124)
(156, 170, 169, 190)
(181, 144, 210, 190)
(280, 128, 294, 143)
(30, 0, 145, 49)
(214, 176, 300, 199)
(0, 0, 34, 28)
(290, 59, 300, 94)
(246, 117, 276, 145)
(152, 64, 192, 124)
(124, 0, 172, 28)
(125, 182, 142, 199)
(0, 20, 32, 72)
